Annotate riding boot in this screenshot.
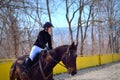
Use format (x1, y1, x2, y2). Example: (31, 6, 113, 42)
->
(22, 57, 32, 76)
(24, 57, 32, 68)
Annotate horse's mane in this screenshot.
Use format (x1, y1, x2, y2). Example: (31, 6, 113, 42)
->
(48, 45, 69, 61)
(54, 45, 69, 51)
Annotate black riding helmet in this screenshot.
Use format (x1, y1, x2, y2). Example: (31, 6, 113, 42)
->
(43, 22, 54, 29)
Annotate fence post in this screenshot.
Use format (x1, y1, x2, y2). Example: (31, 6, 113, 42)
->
(99, 54, 101, 65)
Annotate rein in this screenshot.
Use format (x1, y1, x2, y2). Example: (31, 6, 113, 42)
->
(38, 47, 70, 80)
(48, 47, 70, 69)
(39, 59, 52, 80)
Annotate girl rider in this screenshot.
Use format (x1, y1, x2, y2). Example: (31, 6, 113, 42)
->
(24, 22, 54, 70)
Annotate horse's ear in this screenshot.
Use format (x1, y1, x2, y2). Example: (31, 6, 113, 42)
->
(71, 42, 75, 46)
(69, 41, 78, 50)
(75, 41, 78, 47)
(69, 42, 75, 49)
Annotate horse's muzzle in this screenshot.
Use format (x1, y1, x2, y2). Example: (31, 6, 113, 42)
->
(71, 71, 77, 76)
(68, 68, 77, 76)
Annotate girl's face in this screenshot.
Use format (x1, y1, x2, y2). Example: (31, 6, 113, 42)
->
(48, 27, 52, 35)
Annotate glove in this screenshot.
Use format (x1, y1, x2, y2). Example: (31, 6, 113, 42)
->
(43, 46, 49, 53)
(44, 46, 50, 50)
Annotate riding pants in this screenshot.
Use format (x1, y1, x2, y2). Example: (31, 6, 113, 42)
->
(29, 45, 43, 61)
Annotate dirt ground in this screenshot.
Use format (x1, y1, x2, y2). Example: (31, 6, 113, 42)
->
(54, 61, 120, 80)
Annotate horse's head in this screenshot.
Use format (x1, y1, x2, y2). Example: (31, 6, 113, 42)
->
(62, 42, 78, 76)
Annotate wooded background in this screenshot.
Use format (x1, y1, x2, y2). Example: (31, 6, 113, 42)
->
(0, 0, 120, 59)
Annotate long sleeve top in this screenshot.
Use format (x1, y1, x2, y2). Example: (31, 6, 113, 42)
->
(34, 30, 53, 50)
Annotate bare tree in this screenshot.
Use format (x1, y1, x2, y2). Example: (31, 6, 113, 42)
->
(78, 0, 93, 55)
(46, 0, 52, 22)
(65, 0, 80, 43)
(0, 1, 21, 58)
(0, 0, 120, 59)
(0, 0, 44, 58)
(102, 0, 120, 53)
(91, 3, 96, 55)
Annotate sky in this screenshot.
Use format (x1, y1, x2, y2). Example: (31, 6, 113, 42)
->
(46, 0, 90, 28)
(47, 0, 68, 28)
(39, 0, 79, 28)
(22, 0, 90, 29)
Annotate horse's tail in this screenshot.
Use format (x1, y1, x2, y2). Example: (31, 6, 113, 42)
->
(10, 60, 17, 80)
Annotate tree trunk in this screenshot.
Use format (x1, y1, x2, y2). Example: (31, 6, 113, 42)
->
(79, 3, 92, 55)
(46, 0, 52, 22)
(91, 6, 95, 55)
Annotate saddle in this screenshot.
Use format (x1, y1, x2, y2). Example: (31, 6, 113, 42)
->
(22, 50, 48, 75)
(32, 50, 48, 64)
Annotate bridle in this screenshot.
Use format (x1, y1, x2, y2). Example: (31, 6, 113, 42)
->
(38, 47, 72, 80)
(49, 47, 72, 69)
(52, 47, 70, 66)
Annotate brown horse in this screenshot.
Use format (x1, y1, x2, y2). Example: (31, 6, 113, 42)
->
(10, 42, 78, 80)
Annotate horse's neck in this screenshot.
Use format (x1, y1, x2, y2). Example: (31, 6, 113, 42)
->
(54, 46, 67, 61)
(46, 45, 68, 69)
